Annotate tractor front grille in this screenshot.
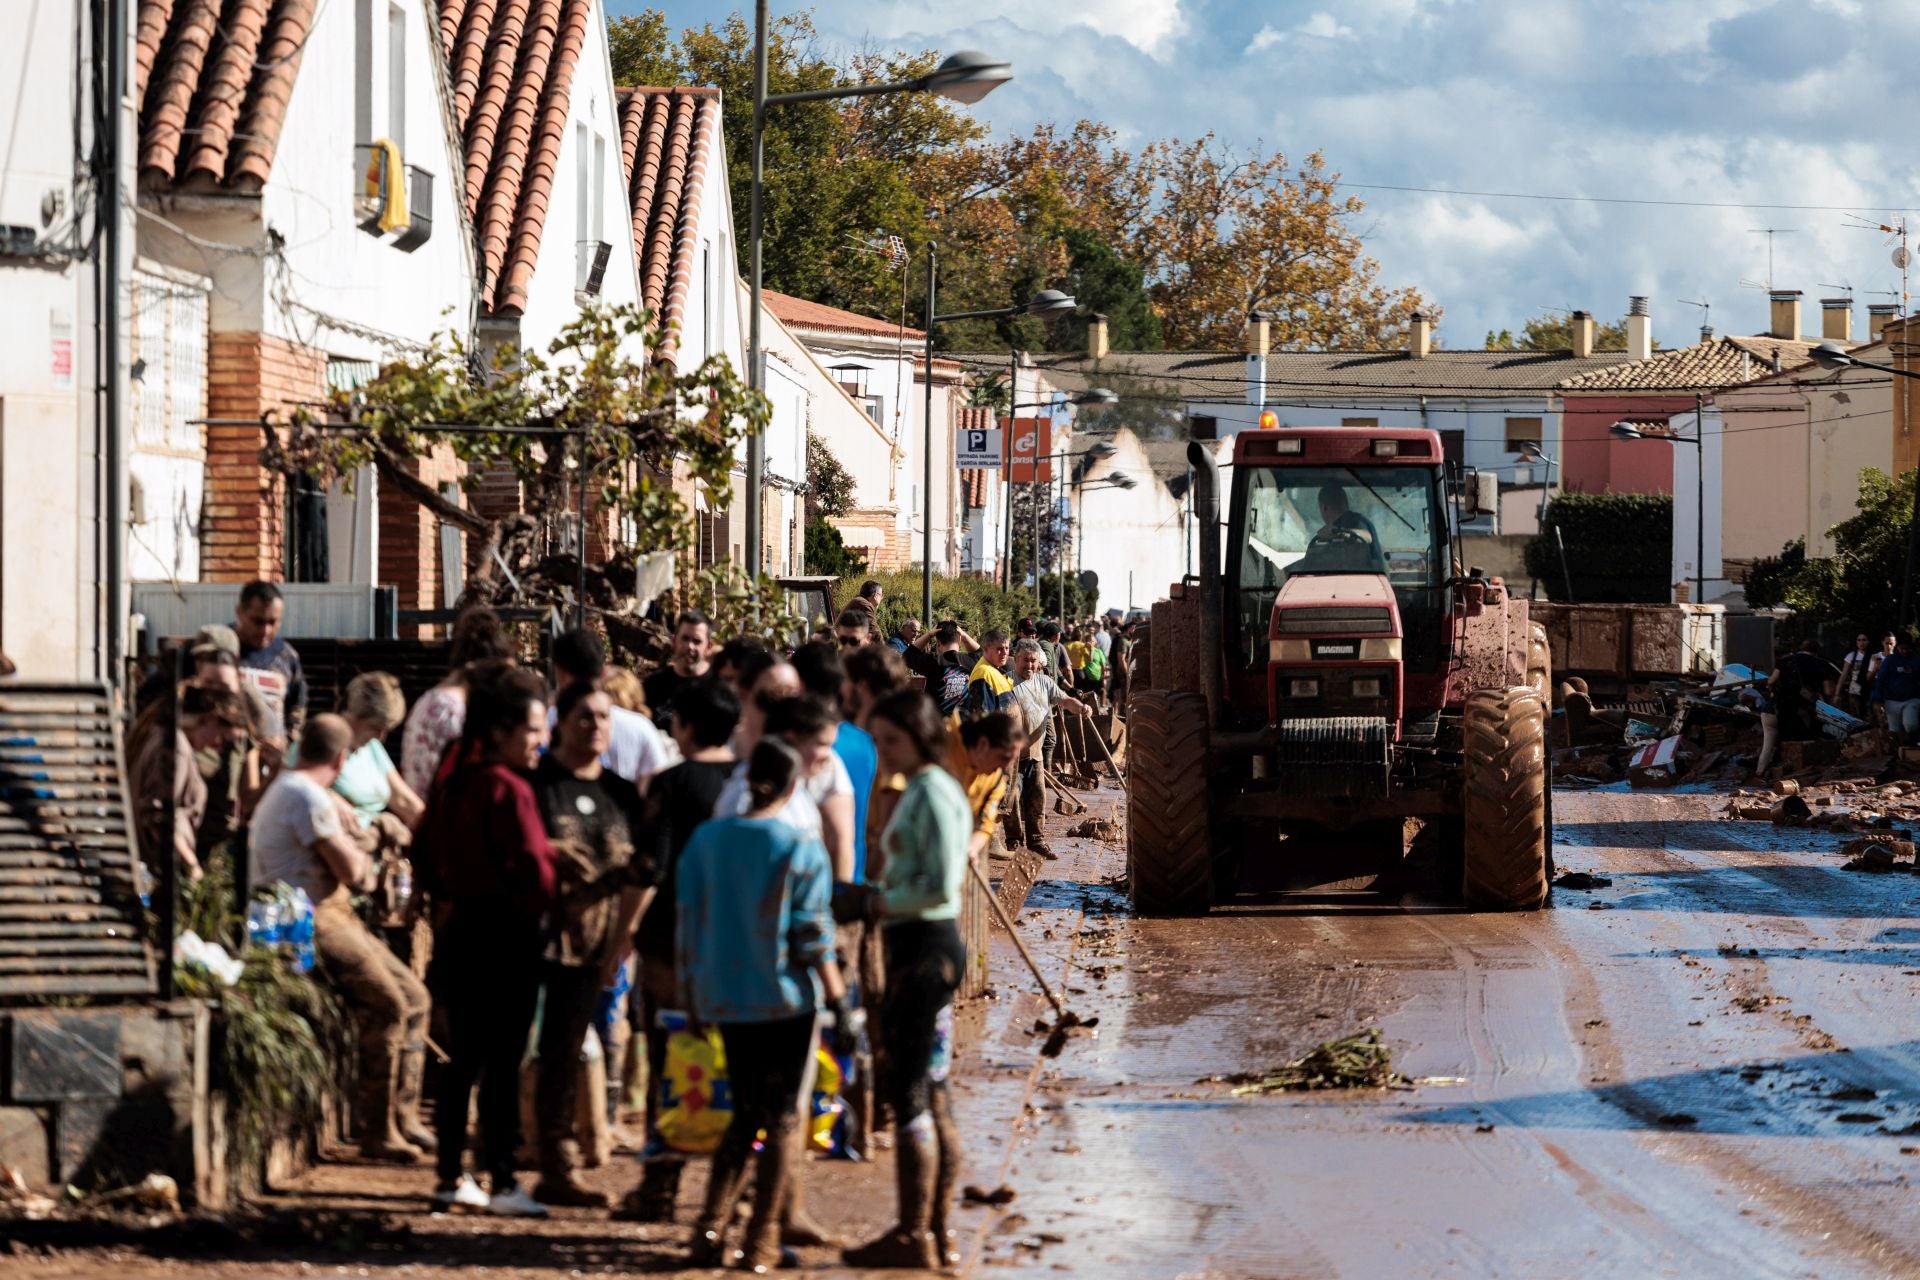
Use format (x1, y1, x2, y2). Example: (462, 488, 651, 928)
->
(1275, 716, 1391, 800)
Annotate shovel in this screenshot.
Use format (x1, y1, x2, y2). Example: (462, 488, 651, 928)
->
(1044, 764, 1089, 816)
(966, 858, 1094, 1057)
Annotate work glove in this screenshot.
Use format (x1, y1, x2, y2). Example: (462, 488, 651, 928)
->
(832, 881, 878, 925)
(828, 992, 862, 1061)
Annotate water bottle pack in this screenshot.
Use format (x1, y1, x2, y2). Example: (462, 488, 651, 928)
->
(246, 882, 317, 974)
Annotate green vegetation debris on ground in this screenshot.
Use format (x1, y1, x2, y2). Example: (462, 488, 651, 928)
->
(1206, 1029, 1406, 1094)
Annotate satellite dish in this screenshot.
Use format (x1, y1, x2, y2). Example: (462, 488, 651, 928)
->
(1895, 246, 1911, 269)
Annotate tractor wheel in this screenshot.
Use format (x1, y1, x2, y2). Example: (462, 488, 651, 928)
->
(1526, 622, 1551, 697)
(1126, 688, 1214, 916)
(1461, 686, 1550, 911)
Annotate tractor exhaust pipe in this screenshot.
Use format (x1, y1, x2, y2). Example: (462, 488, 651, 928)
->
(1188, 440, 1224, 728)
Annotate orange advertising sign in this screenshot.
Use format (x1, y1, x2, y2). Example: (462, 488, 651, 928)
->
(1004, 417, 1053, 482)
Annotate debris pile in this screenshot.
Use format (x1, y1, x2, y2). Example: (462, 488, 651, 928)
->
(1201, 1029, 1405, 1094)
(1553, 663, 1888, 793)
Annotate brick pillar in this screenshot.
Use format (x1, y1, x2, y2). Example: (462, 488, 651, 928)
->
(202, 333, 325, 582)
(378, 445, 466, 634)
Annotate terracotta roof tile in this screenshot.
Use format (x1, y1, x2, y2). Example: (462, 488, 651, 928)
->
(618, 86, 719, 362)
(766, 289, 926, 342)
(439, 0, 593, 317)
(136, 0, 315, 191)
(1556, 335, 1834, 392)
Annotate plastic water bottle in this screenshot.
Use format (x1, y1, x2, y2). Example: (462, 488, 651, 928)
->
(289, 887, 315, 974)
(390, 861, 413, 919)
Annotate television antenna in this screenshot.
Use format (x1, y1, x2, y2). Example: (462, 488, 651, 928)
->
(1846, 214, 1911, 317)
(1747, 227, 1800, 291)
(1677, 298, 1711, 339)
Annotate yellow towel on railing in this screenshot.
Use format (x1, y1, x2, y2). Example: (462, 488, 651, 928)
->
(363, 138, 408, 233)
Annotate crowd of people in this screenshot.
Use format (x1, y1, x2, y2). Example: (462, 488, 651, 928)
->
(126, 579, 1135, 1271)
(1735, 631, 1920, 774)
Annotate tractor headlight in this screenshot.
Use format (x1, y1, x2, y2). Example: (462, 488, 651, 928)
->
(1351, 677, 1382, 699)
(1270, 638, 1311, 662)
(1289, 678, 1320, 699)
(1358, 638, 1402, 661)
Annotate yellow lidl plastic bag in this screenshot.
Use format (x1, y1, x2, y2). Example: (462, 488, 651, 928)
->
(656, 1016, 732, 1155)
(810, 1043, 844, 1152)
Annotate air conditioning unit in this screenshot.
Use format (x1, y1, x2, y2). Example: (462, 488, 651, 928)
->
(393, 166, 434, 251)
(576, 240, 612, 296)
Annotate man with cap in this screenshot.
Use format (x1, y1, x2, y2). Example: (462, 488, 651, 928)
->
(189, 626, 270, 863)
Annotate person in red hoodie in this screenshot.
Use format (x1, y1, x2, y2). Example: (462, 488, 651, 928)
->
(416, 663, 559, 1218)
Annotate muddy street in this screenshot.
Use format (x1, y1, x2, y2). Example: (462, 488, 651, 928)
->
(958, 785, 1920, 1278)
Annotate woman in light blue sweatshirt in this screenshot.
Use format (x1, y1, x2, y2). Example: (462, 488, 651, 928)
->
(676, 738, 854, 1273)
(843, 690, 974, 1270)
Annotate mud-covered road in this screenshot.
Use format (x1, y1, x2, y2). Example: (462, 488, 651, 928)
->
(958, 787, 1920, 1278)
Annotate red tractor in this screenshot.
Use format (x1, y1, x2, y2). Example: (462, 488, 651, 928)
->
(1127, 427, 1552, 914)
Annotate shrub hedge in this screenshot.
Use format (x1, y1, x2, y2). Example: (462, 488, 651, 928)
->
(1523, 492, 1673, 603)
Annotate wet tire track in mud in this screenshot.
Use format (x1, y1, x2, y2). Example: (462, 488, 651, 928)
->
(963, 788, 1920, 1279)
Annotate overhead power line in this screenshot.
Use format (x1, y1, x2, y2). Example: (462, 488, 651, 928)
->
(1332, 181, 1912, 215)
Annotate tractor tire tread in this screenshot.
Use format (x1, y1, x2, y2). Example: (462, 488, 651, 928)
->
(1461, 686, 1550, 911)
(1127, 688, 1213, 916)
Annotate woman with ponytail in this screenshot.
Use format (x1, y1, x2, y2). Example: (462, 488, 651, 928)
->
(674, 739, 855, 1272)
(842, 690, 989, 1269)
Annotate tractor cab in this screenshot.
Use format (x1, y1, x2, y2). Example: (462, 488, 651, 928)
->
(1225, 429, 1456, 734)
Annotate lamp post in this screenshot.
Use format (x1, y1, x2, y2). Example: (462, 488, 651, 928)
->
(1026, 440, 1117, 615)
(1811, 340, 1920, 628)
(1517, 439, 1558, 534)
(1066, 462, 1130, 616)
(922, 289, 1077, 621)
(1002, 388, 1115, 592)
(1612, 411, 1707, 606)
(747, 11, 1009, 596)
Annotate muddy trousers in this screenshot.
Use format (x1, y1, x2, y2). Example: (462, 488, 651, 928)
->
(880, 920, 964, 1249)
(697, 1015, 816, 1264)
(534, 959, 603, 1179)
(1005, 760, 1047, 851)
(314, 897, 429, 1146)
(432, 904, 542, 1191)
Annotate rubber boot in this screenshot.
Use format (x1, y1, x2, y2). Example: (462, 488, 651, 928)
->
(1020, 773, 1053, 859)
(780, 1164, 844, 1247)
(396, 1043, 437, 1154)
(358, 1058, 425, 1164)
(687, 1134, 753, 1266)
(616, 1157, 683, 1222)
(534, 1136, 610, 1208)
(739, 1120, 801, 1274)
(928, 1085, 962, 1268)
(841, 1113, 939, 1268)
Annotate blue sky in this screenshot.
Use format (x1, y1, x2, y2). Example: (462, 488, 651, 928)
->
(612, 0, 1920, 348)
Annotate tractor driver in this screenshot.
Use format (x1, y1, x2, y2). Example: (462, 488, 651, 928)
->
(1315, 484, 1380, 549)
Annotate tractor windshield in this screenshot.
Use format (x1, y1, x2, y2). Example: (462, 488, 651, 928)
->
(1238, 465, 1440, 593)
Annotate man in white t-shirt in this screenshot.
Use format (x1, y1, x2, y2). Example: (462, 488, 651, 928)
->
(1007, 640, 1092, 858)
(551, 627, 669, 788)
(249, 715, 432, 1163)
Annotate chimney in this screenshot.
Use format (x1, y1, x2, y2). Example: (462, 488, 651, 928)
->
(1820, 298, 1853, 343)
(1870, 303, 1899, 342)
(1625, 295, 1652, 360)
(1087, 313, 1109, 361)
(1769, 289, 1803, 340)
(1407, 311, 1431, 359)
(1244, 311, 1269, 407)
(1570, 310, 1595, 358)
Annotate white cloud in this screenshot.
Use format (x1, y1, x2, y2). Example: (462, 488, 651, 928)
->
(1298, 12, 1355, 40)
(1248, 24, 1283, 53)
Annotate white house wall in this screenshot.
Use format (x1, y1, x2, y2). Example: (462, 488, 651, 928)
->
(1075, 429, 1190, 614)
(256, 0, 477, 360)
(0, 0, 120, 680)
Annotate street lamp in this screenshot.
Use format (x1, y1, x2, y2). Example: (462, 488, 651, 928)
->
(923, 283, 1077, 621)
(746, 7, 1010, 598)
(1517, 439, 1558, 534)
(1612, 418, 1707, 607)
(1809, 339, 1920, 627)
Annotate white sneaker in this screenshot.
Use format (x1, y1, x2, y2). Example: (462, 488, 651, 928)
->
(431, 1175, 489, 1213)
(486, 1185, 550, 1218)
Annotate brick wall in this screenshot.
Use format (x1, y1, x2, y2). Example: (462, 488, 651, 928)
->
(203, 333, 325, 581)
(377, 445, 465, 633)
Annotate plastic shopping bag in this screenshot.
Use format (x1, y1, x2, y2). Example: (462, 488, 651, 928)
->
(655, 1011, 732, 1154)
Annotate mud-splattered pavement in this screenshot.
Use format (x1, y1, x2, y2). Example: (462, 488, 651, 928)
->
(955, 787, 1920, 1278)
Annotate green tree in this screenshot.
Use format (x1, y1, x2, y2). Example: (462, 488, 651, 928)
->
(805, 431, 855, 520)
(1049, 227, 1162, 353)
(1486, 312, 1649, 351)
(804, 518, 866, 579)
(1755, 470, 1915, 634)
